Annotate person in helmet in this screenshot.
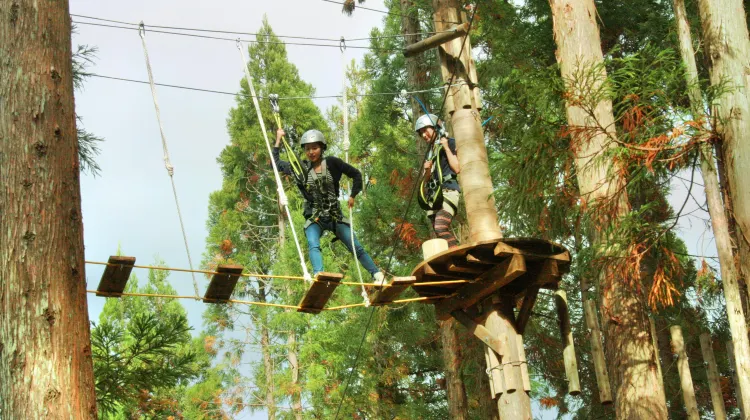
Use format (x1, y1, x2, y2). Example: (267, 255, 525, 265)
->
(273, 128, 386, 284)
(414, 114, 461, 247)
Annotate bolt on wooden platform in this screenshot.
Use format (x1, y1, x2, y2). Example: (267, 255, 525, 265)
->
(367, 276, 417, 306)
(204, 264, 244, 303)
(298, 272, 344, 314)
(96, 256, 136, 297)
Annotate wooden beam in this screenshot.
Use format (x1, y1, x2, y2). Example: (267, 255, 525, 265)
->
(699, 333, 727, 420)
(584, 299, 613, 404)
(403, 23, 469, 57)
(515, 286, 540, 334)
(298, 272, 343, 314)
(451, 309, 503, 357)
(369, 276, 416, 306)
(96, 256, 136, 297)
(204, 264, 244, 302)
(434, 254, 526, 319)
(555, 289, 581, 395)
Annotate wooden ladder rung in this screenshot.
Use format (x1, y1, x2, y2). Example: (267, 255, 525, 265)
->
(298, 272, 343, 314)
(368, 276, 416, 305)
(204, 265, 244, 303)
(96, 256, 136, 297)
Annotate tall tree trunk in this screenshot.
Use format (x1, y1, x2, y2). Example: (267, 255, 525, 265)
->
(439, 319, 469, 420)
(400, 0, 429, 160)
(674, 0, 750, 415)
(279, 211, 303, 420)
(259, 284, 276, 420)
(0, 0, 97, 417)
(697, 0, 750, 307)
(548, 0, 668, 418)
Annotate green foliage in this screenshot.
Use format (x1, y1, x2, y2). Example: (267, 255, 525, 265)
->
(71, 42, 103, 176)
(92, 263, 224, 419)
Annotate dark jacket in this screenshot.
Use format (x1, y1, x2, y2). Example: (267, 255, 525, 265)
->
(272, 147, 363, 218)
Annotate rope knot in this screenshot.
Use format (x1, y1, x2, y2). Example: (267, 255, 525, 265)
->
(165, 162, 174, 176)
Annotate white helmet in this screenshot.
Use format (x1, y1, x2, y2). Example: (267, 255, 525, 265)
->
(300, 129, 327, 150)
(414, 114, 442, 132)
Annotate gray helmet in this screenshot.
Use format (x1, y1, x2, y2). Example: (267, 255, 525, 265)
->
(414, 113, 442, 133)
(300, 129, 327, 150)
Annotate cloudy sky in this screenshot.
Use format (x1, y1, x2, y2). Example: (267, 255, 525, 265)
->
(71, 0, 717, 417)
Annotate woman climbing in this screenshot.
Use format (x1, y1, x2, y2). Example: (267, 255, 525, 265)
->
(415, 114, 461, 248)
(273, 128, 386, 285)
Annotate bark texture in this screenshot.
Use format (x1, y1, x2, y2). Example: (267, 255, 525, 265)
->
(439, 319, 469, 420)
(0, 0, 97, 417)
(697, 0, 750, 310)
(548, 0, 668, 417)
(674, 0, 750, 415)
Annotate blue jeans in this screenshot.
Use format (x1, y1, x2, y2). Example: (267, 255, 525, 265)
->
(304, 220, 379, 277)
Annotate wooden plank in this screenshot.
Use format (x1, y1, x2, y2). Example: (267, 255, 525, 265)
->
(298, 272, 343, 314)
(451, 309, 503, 357)
(96, 256, 136, 297)
(369, 276, 416, 305)
(494, 241, 570, 262)
(584, 299, 613, 404)
(447, 257, 489, 274)
(515, 286, 540, 334)
(424, 263, 477, 280)
(403, 22, 469, 57)
(555, 289, 581, 395)
(204, 264, 244, 302)
(671, 325, 700, 420)
(434, 254, 526, 319)
(699, 333, 727, 420)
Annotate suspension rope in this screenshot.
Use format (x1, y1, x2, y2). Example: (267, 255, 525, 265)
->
(339, 37, 370, 307)
(236, 40, 312, 282)
(138, 23, 201, 299)
(86, 260, 468, 287)
(86, 290, 453, 310)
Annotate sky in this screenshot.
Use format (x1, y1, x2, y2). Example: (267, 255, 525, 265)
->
(70, 0, 718, 418)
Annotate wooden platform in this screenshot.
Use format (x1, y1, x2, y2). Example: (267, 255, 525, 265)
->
(367, 276, 417, 306)
(410, 238, 569, 321)
(204, 264, 244, 303)
(298, 272, 344, 314)
(96, 256, 136, 297)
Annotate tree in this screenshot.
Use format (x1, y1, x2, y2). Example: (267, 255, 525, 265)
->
(92, 263, 225, 419)
(0, 1, 97, 417)
(548, 0, 668, 417)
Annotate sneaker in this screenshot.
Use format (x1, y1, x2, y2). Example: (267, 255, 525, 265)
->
(372, 271, 387, 286)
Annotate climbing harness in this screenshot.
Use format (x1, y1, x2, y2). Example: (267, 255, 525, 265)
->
(138, 23, 201, 299)
(417, 142, 458, 213)
(236, 39, 312, 282)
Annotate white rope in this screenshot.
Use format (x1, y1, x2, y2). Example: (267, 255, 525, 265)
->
(138, 23, 201, 299)
(340, 39, 370, 307)
(236, 40, 312, 282)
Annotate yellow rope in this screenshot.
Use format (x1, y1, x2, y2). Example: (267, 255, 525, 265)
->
(86, 261, 469, 287)
(86, 290, 301, 310)
(87, 290, 454, 311)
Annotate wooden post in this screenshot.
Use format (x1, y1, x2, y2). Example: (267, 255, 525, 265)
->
(670, 326, 700, 420)
(583, 300, 612, 404)
(649, 316, 667, 408)
(699, 333, 727, 420)
(727, 340, 746, 420)
(404, 23, 469, 57)
(555, 290, 581, 395)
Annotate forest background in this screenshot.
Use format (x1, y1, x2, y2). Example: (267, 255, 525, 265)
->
(67, 0, 750, 418)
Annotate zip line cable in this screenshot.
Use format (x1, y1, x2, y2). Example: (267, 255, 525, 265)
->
(332, 5, 479, 418)
(319, 0, 460, 25)
(85, 73, 469, 101)
(72, 20, 398, 51)
(236, 40, 313, 282)
(138, 23, 202, 299)
(71, 13, 445, 43)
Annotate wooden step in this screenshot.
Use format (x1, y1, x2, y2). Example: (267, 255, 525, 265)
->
(368, 276, 416, 305)
(204, 265, 244, 303)
(96, 256, 136, 297)
(298, 272, 343, 314)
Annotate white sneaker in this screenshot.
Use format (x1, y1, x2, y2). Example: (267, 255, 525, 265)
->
(372, 272, 387, 286)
